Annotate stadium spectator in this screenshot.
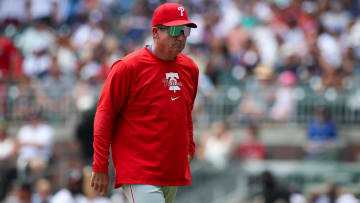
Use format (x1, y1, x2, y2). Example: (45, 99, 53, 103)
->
(0, 0, 28, 26)
(204, 38, 230, 86)
(337, 193, 359, 203)
(71, 16, 105, 61)
(0, 35, 23, 81)
(314, 182, 340, 203)
(290, 193, 307, 203)
(56, 30, 78, 75)
(22, 41, 52, 79)
(17, 22, 56, 58)
(239, 63, 276, 121)
(235, 122, 266, 161)
(258, 171, 290, 203)
(349, 17, 360, 60)
(72, 78, 100, 113)
(3, 180, 32, 203)
(26, 0, 60, 23)
(35, 58, 75, 121)
(31, 178, 52, 203)
(51, 169, 86, 203)
(198, 121, 234, 169)
(305, 107, 340, 160)
(315, 182, 360, 203)
(16, 112, 54, 181)
(270, 71, 297, 122)
(7, 76, 38, 121)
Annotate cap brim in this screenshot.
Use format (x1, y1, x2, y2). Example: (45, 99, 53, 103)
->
(163, 20, 197, 28)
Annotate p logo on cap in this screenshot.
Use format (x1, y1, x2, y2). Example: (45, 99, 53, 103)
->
(178, 7, 184, 16)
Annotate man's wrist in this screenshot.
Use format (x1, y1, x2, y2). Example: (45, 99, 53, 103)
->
(188, 155, 193, 162)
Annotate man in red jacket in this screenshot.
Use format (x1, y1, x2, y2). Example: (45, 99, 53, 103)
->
(90, 3, 198, 203)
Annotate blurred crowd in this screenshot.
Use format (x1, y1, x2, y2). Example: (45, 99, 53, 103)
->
(243, 171, 360, 203)
(1, 0, 360, 202)
(0, 0, 360, 124)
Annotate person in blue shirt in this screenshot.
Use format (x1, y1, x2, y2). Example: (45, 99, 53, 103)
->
(305, 107, 339, 160)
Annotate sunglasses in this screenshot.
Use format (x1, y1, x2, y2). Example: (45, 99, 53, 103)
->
(157, 25, 191, 37)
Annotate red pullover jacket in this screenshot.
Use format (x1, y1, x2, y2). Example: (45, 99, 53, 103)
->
(93, 46, 199, 188)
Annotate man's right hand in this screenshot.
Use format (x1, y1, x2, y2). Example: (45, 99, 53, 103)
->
(90, 171, 109, 196)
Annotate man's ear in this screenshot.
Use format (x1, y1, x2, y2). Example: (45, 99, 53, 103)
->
(152, 27, 159, 39)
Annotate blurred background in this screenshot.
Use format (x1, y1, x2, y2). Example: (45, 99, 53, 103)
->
(0, 0, 360, 202)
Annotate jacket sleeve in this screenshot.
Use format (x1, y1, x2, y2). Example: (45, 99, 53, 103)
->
(92, 61, 131, 172)
(188, 65, 199, 158)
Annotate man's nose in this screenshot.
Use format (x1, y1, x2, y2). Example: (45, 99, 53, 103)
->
(175, 31, 186, 39)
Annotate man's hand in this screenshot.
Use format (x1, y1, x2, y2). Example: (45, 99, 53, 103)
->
(90, 172, 109, 196)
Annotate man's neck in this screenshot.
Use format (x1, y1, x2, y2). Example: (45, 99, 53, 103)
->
(152, 44, 177, 61)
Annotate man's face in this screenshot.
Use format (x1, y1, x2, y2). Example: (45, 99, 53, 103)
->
(155, 26, 187, 56)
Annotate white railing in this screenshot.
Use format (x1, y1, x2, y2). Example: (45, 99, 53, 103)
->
(2, 83, 360, 128)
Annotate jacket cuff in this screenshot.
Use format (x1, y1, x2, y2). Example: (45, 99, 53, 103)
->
(92, 166, 108, 173)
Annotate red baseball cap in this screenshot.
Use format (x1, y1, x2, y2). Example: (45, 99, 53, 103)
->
(152, 3, 197, 28)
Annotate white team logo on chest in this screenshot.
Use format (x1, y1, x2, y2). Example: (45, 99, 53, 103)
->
(162, 72, 183, 93)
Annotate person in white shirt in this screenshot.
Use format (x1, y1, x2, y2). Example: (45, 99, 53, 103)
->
(0, 0, 27, 24)
(198, 121, 234, 170)
(16, 112, 54, 180)
(51, 169, 87, 203)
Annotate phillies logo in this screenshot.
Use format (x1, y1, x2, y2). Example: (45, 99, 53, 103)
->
(178, 7, 184, 16)
(162, 72, 182, 93)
